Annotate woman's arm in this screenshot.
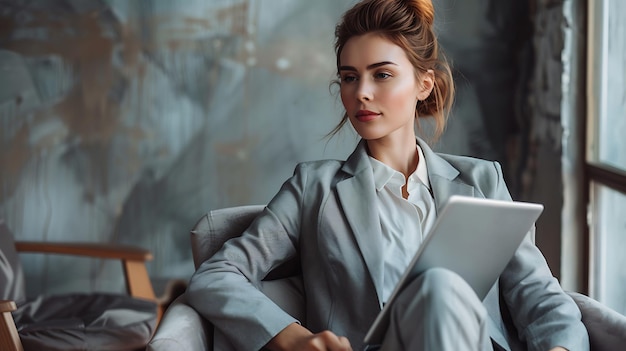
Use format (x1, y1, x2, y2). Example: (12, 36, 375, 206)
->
(500, 235, 589, 351)
(187, 164, 311, 350)
(488, 162, 589, 351)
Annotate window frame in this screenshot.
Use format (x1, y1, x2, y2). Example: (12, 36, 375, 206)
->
(584, 0, 626, 301)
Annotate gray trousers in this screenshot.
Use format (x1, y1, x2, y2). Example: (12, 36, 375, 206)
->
(380, 268, 492, 351)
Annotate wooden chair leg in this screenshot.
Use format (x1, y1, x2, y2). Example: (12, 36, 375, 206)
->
(0, 300, 24, 351)
(121, 259, 162, 321)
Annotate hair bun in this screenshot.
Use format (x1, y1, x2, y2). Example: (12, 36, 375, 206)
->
(402, 0, 434, 27)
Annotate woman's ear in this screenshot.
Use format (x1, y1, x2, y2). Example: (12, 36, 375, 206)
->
(416, 69, 435, 101)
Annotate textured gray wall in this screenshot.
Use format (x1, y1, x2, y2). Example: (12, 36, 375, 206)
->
(0, 0, 358, 296)
(1, 0, 539, 297)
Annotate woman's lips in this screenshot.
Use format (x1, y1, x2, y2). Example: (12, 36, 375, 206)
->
(355, 110, 380, 122)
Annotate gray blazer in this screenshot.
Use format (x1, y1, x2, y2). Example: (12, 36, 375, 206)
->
(187, 139, 589, 351)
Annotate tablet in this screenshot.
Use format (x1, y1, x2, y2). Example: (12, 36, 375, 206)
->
(362, 195, 544, 347)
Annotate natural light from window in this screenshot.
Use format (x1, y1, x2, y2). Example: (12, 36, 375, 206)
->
(598, 0, 626, 172)
(587, 0, 626, 316)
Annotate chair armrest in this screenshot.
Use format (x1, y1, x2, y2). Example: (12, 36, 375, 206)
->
(15, 241, 157, 307)
(147, 294, 213, 351)
(0, 300, 23, 351)
(567, 291, 626, 351)
(0, 300, 17, 313)
(14, 241, 152, 261)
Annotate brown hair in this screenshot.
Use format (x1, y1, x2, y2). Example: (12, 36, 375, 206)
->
(330, 0, 454, 141)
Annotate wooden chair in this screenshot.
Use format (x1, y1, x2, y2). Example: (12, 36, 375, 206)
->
(0, 219, 161, 351)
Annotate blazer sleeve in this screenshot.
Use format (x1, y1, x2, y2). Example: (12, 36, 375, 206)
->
(187, 163, 311, 351)
(488, 161, 589, 351)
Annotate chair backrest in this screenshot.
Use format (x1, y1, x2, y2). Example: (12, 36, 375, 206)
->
(190, 205, 265, 269)
(0, 219, 26, 306)
(190, 205, 300, 281)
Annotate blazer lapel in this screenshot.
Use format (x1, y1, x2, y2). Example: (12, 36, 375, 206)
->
(336, 141, 385, 306)
(417, 139, 476, 212)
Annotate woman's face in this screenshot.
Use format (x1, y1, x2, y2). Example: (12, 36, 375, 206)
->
(339, 33, 433, 142)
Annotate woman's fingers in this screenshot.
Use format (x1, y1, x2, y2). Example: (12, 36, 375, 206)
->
(315, 330, 353, 351)
(267, 325, 353, 351)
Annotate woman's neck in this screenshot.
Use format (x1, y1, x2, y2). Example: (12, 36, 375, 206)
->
(366, 134, 419, 179)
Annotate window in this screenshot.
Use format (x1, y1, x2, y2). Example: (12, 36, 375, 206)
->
(586, 0, 626, 315)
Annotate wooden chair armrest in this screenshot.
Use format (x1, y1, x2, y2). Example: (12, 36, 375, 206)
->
(0, 300, 17, 313)
(14, 241, 152, 261)
(14, 241, 158, 314)
(0, 300, 23, 351)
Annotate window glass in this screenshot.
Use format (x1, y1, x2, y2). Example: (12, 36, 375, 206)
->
(597, 0, 626, 171)
(590, 182, 626, 315)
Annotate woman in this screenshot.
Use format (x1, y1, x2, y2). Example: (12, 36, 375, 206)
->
(188, 0, 589, 350)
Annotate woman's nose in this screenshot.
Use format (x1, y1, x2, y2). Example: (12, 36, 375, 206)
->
(357, 80, 373, 101)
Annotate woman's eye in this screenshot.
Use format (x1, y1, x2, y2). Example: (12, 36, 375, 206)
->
(375, 72, 391, 79)
(342, 75, 357, 83)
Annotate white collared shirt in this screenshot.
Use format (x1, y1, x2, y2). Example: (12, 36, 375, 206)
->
(368, 144, 437, 303)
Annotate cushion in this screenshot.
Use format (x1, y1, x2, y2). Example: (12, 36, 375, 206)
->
(0, 219, 27, 305)
(13, 293, 157, 351)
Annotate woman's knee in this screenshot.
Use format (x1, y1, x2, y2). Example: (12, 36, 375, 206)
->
(392, 267, 487, 324)
(419, 267, 471, 296)
(398, 267, 484, 313)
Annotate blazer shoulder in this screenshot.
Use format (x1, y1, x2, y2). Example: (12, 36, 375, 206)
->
(281, 160, 347, 209)
(289, 159, 347, 187)
(436, 153, 499, 171)
(294, 159, 345, 176)
(436, 153, 504, 194)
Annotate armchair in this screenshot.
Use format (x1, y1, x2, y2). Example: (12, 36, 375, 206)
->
(0, 219, 159, 351)
(148, 205, 626, 351)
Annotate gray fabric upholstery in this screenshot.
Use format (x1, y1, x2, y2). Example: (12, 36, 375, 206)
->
(147, 294, 213, 351)
(0, 219, 158, 351)
(567, 292, 626, 351)
(14, 293, 157, 351)
(191, 205, 265, 269)
(148, 206, 626, 351)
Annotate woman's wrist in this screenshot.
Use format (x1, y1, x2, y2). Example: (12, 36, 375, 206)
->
(266, 322, 313, 351)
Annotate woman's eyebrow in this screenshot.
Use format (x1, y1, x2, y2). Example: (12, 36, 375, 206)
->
(339, 61, 397, 71)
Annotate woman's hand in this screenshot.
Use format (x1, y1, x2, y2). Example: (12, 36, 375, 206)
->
(266, 323, 353, 351)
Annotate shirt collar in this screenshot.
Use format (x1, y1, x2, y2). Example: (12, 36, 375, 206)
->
(368, 144, 431, 192)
